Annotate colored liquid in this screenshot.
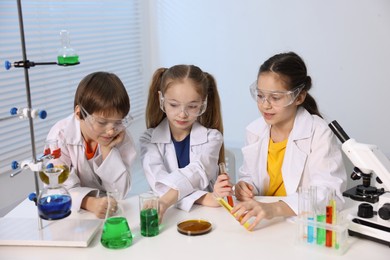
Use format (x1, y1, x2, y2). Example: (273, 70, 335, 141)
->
(307, 217, 315, 243)
(140, 208, 159, 237)
(227, 196, 234, 207)
(177, 219, 212, 236)
(101, 217, 132, 249)
(316, 214, 326, 245)
(216, 198, 250, 229)
(39, 165, 70, 185)
(326, 205, 333, 247)
(57, 55, 79, 65)
(38, 194, 72, 220)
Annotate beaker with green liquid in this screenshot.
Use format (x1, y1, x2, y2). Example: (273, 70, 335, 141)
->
(139, 192, 159, 237)
(100, 191, 132, 249)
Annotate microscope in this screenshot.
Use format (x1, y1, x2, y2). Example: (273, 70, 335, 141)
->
(329, 120, 390, 246)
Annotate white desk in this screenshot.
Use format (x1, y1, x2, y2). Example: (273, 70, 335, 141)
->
(0, 196, 388, 260)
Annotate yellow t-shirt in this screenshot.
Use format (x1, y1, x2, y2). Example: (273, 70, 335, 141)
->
(266, 138, 287, 196)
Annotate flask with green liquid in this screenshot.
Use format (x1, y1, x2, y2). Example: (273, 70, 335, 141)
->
(100, 191, 132, 249)
(57, 30, 79, 65)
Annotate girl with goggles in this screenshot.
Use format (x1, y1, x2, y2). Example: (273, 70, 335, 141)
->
(140, 64, 225, 222)
(214, 52, 347, 231)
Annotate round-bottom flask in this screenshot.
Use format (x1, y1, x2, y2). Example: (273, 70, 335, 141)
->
(37, 167, 72, 220)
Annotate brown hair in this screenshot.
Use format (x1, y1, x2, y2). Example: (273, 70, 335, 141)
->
(145, 65, 225, 163)
(74, 71, 130, 118)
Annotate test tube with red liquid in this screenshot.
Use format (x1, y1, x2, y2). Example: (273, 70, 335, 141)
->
(219, 162, 234, 207)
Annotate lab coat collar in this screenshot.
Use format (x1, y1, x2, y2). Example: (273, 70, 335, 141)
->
(289, 107, 313, 141)
(63, 114, 83, 146)
(282, 107, 314, 194)
(253, 107, 312, 142)
(256, 107, 313, 195)
(150, 118, 207, 145)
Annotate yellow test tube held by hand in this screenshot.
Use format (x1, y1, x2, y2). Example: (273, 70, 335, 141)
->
(215, 197, 251, 230)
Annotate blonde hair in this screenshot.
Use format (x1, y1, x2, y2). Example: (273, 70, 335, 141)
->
(145, 65, 225, 163)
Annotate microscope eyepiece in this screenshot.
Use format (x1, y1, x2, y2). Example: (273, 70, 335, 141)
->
(329, 120, 350, 143)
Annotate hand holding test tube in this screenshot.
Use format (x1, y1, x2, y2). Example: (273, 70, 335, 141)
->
(218, 162, 234, 207)
(215, 197, 251, 230)
(213, 164, 250, 230)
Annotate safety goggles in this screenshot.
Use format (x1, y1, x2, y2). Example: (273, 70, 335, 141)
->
(79, 106, 133, 133)
(249, 81, 304, 108)
(159, 92, 207, 117)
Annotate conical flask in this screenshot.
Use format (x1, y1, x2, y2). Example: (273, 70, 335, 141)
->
(100, 190, 132, 249)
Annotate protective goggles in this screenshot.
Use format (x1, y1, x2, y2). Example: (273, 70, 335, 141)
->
(249, 81, 304, 108)
(159, 92, 207, 117)
(79, 106, 133, 132)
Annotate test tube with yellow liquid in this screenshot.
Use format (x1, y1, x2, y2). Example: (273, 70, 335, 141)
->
(215, 197, 251, 230)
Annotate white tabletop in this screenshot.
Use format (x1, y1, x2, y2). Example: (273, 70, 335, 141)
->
(0, 196, 388, 260)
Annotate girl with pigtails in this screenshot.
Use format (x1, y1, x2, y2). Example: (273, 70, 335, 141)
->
(140, 64, 225, 221)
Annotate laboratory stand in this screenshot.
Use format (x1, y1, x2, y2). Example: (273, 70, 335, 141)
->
(0, 0, 100, 247)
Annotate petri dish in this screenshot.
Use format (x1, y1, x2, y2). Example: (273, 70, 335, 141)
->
(177, 219, 212, 236)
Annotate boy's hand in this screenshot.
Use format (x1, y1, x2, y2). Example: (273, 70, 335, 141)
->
(107, 130, 125, 148)
(82, 196, 118, 219)
(100, 130, 125, 160)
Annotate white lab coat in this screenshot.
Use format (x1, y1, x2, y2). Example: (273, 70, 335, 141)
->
(139, 118, 223, 212)
(238, 107, 347, 213)
(46, 114, 137, 211)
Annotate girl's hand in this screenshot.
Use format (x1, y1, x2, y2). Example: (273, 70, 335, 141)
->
(157, 189, 179, 224)
(82, 196, 118, 219)
(213, 174, 233, 198)
(158, 200, 170, 224)
(231, 199, 272, 230)
(231, 199, 295, 231)
(234, 181, 254, 201)
(195, 192, 220, 207)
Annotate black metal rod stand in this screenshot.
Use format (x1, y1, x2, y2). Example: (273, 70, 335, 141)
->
(16, 0, 42, 230)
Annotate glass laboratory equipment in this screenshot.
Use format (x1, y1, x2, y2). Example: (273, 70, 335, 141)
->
(57, 30, 79, 65)
(36, 139, 72, 220)
(0, 1, 91, 247)
(295, 186, 350, 254)
(139, 191, 159, 237)
(101, 190, 133, 249)
(37, 166, 72, 220)
(39, 139, 68, 184)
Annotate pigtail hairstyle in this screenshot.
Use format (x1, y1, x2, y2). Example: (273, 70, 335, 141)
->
(198, 72, 225, 164)
(145, 65, 225, 164)
(259, 52, 322, 118)
(145, 68, 167, 128)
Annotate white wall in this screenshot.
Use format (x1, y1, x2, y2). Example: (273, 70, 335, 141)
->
(3, 0, 389, 215)
(148, 0, 390, 157)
